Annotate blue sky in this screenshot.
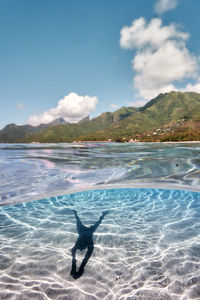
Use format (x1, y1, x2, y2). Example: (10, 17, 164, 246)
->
(0, 0, 200, 128)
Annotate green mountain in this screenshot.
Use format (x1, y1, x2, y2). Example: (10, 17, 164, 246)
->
(20, 107, 137, 143)
(0, 118, 67, 142)
(90, 91, 200, 141)
(1, 91, 200, 143)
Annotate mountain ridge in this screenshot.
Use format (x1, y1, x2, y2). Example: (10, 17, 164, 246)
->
(1, 91, 200, 143)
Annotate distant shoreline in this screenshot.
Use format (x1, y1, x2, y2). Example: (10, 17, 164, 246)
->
(72, 140, 200, 144)
(1, 140, 200, 145)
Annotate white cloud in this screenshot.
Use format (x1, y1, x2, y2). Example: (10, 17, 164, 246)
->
(120, 17, 198, 100)
(182, 80, 200, 93)
(154, 0, 178, 15)
(110, 103, 120, 109)
(126, 100, 147, 107)
(28, 92, 98, 126)
(17, 102, 26, 110)
(120, 18, 188, 50)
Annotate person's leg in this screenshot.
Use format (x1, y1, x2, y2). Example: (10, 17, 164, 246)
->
(76, 243, 94, 277)
(71, 242, 78, 277)
(71, 244, 76, 259)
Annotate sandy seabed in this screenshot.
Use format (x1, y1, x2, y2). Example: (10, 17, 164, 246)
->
(0, 188, 200, 300)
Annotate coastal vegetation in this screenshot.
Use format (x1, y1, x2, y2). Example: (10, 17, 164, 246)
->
(1, 91, 200, 143)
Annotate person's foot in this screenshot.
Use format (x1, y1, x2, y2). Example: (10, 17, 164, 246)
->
(72, 271, 81, 279)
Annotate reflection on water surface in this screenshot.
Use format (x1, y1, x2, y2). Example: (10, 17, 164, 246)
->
(0, 142, 200, 205)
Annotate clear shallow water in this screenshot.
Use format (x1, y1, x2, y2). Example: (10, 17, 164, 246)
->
(0, 143, 200, 299)
(0, 188, 200, 300)
(1, 142, 200, 206)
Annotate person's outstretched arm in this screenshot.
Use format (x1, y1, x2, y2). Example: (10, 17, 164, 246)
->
(90, 211, 109, 233)
(72, 210, 84, 233)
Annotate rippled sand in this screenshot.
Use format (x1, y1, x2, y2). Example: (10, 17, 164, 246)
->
(0, 188, 200, 299)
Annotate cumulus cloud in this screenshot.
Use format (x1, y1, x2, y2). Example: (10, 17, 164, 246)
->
(154, 0, 178, 15)
(182, 80, 200, 93)
(120, 17, 188, 50)
(126, 100, 147, 107)
(120, 17, 198, 100)
(28, 92, 98, 126)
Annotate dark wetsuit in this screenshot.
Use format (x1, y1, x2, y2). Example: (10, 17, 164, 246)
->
(71, 210, 108, 279)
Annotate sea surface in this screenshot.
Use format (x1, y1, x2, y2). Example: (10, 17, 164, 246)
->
(1, 142, 200, 206)
(0, 142, 200, 299)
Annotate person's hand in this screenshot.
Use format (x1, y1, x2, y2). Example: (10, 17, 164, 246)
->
(102, 210, 109, 216)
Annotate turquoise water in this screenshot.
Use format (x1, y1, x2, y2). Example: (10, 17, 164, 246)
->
(0, 188, 200, 299)
(1, 143, 200, 299)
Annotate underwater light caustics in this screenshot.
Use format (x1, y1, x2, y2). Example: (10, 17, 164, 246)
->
(0, 188, 200, 299)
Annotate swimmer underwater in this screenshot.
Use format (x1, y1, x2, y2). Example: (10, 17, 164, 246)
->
(71, 210, 109, 279)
